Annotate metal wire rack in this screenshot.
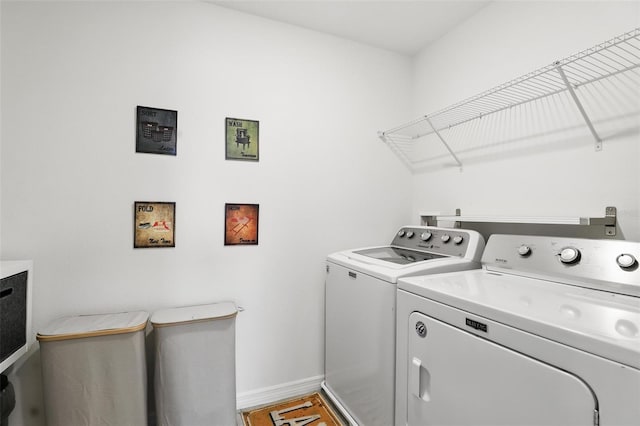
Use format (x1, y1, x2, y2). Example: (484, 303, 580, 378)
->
(379, 28, 640, 172)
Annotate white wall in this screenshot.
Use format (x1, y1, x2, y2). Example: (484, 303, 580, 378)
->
(410, 1, 640, 240)
(0, 2, 412, 424)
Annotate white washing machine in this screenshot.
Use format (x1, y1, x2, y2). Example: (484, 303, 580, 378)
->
(322, 226, 485, 426)
(396, 234, 640, 426)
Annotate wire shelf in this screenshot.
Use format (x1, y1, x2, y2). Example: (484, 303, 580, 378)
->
(379, 28, 640, 172)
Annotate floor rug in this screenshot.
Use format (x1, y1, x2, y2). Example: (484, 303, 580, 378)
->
(241, 392, 344, 426)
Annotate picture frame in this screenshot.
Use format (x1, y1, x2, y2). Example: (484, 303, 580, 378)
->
(136, 106, 177, 155)
(225, 117, 259, 161)
(224, 203, 259, 245)
(134, 201, 176, 248)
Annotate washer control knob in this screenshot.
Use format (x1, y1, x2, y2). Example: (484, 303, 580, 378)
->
(453, 235, 464, 245)
(616, 254, 637, 269)
(441, 234, 451, 243)
(406, 231, 415, 239)
(559, 247, 581, 264)
(420, 232, 432, 241)
(397, 230, 406, 237)
(518, 245, 532, 257)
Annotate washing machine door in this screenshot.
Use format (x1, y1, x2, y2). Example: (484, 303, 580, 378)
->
(406, 312, 597, 426)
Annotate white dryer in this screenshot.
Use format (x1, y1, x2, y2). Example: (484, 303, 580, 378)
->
(396, 234, 640, 426)
(323, 226, 485, 426)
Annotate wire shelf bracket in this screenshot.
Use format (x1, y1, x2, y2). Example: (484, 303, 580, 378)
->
(554, 62, 603, 151)
(425, 117, 463, 169)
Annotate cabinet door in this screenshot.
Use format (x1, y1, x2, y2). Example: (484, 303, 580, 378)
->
(407, 312, 597, 426)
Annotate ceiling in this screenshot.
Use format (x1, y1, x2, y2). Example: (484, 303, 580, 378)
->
(210, 1, 491, 56)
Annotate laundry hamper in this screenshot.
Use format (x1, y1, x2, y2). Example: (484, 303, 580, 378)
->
(36, 311, 149, 426)
(151, 302, 238, 426)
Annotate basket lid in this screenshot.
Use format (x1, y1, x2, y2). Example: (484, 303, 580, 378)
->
(151, 301, 237, 327)
(37, 311, 148, 342)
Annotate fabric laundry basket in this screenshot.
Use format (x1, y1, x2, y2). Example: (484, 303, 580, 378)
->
(151, 301, 238, 426)
(36, 311, 149, 426)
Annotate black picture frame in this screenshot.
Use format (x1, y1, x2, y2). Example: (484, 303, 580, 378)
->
(134, 201, 176, 248)
(225, 117, 259, 161)
(136, 106, 177, 155)
(224, 203, 259, 245)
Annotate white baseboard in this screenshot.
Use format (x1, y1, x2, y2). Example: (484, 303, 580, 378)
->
(236, 374, 324, 410)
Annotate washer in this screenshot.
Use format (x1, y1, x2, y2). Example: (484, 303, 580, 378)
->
(322, 226, 485, 426)
(396, 234, 640, 426)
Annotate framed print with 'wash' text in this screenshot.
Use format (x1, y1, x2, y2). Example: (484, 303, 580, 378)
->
(225, 117, 259, 161)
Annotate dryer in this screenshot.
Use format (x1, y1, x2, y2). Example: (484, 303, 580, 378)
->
(323, 226, 485, 426)
(396, 234, 640, 426)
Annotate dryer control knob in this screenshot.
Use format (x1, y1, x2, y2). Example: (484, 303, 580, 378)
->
(406, 231, 415, 239)
(441, 234, 451, 243)
(518, 245, 532, 257)
(397, 230, 406, 237)
(420, 232, 432, 241)
(559, 247, 581, 264)
(453, 235, 464, 245)
(616, 254, 637, 269)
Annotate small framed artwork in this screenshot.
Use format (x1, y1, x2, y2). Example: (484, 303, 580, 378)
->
(134, 201, 176, 248)
(225, 117, 259, 161)
(136, 106, 177, 155)
(224, 203, 259, 245)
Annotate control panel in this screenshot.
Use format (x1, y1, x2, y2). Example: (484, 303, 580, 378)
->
(482, 234, 640, 297)
(391, 226, 475, 258)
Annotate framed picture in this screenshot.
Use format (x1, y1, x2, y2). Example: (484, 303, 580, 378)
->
(136, 106, 177, 155)
(225, 117, 259, 161)
(224, 203, 259, 245)
(134, 201, 175, 248)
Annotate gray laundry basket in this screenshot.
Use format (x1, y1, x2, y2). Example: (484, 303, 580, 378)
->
(151, 302, 238, 426)
(36, 311, 149, 426)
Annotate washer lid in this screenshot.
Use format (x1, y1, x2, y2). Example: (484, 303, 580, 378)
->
(37, 311, 149, 342)
(398, 270, 640, 369)
(151, 301, 237, 327)
(353, 247, 445, 264)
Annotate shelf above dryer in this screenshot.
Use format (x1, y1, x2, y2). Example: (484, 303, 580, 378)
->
(379, 28, 640, 172)
(421, 207, 618, 237)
